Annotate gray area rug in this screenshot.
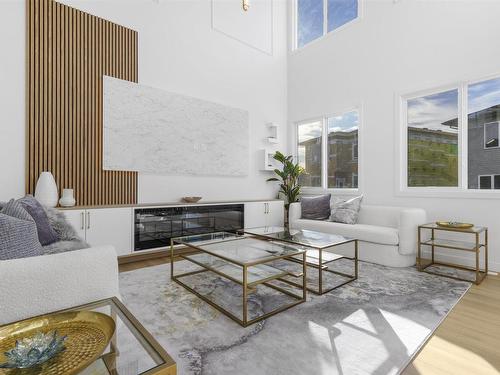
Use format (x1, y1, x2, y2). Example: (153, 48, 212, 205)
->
(119, 261, 470, 375)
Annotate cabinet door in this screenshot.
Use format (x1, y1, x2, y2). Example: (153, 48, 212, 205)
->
(243, 202, 267, 228)
(85, 208, 132, 256)
(267, 201, 285, 227)
(61, 209, 86, 240)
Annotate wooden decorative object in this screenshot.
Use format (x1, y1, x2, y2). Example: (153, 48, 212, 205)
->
(26, 0, 138, 206)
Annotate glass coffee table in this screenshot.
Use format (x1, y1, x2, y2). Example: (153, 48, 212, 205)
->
(171, 232, 307, 327)
(242, 227, 358, 295)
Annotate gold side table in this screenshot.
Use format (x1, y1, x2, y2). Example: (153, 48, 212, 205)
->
(417, 223, 488, 285)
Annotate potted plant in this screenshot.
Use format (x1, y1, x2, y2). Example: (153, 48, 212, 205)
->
(266, 151, 304, 227)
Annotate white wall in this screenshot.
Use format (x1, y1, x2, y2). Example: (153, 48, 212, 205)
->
(0, 0, 288, 203)
(288, 0, 500, 271)
(0, 1, 26, 199)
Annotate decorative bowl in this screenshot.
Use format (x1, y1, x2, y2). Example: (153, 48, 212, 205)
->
(182, 196, 202, 203)
(0, 331, 66, 369)
(436, 221, 474, 229)
(0, 311, 115, 374)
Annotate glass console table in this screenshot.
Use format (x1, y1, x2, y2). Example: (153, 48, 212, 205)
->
(417, 223, 488, 284)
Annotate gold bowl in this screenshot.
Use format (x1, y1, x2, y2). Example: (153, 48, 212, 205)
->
(0, 311, 115, 375)
(182, 196, 202, 203)
(436, 221, 474, 229)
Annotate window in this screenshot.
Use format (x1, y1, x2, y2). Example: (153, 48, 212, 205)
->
(402, 76, 500, 191)
(297, 109, 360, 189)
(327, 110, 359, 188)
(468, 77, 500, 189)
(484, 122, 499, 148)
(478, 175, 500, 189)
(296, 0, 358, 49)
(297, 120, 323, 187)
(406, 89, 459, 187)
(328, 0, 358, 32)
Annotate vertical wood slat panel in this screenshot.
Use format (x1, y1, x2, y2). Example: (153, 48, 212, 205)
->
(27, 0, 138, 206)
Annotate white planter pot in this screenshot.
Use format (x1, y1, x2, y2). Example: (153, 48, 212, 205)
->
(34, 172, 59, 207)
(59, 189, 76, 207)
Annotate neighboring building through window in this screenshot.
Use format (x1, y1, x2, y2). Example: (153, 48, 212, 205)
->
(296, 0, 358, 49)
(406, 89, 459, 187)
(297, 109, 360, 189)
(327, 111, 359, 188)
(297, 120, 323, 187)
(403, 76, 500, 190)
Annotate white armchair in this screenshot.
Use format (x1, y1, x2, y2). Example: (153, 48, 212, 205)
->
(0, 246, 119, 325)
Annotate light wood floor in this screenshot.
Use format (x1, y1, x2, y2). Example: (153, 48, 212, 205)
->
(120, 258, 500, 374)
(404, 273, 500, 375)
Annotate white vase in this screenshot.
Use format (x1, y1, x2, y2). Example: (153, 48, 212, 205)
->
(59, 189, 76, 207)
(34, 171, 59, 207)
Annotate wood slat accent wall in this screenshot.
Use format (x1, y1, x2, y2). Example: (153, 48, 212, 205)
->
(26, 0, 138, 206)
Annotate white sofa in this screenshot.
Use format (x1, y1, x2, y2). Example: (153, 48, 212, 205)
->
(0, 246, 119, 325)
(289, 202, 426, 267)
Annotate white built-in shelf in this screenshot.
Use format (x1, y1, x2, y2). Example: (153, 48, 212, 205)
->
(259, 149, 279, 172)
(266, 122, 279, 144)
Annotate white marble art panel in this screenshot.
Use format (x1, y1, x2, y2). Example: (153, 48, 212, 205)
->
(103, 76, 249, 176)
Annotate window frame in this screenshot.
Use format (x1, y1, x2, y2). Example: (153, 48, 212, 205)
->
(294, 107, 362, 195)
(396, 73, 500, 198)
(292, 0, 362, 51)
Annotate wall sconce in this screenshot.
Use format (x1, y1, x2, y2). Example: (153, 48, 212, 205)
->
(242, 0, 250, 11)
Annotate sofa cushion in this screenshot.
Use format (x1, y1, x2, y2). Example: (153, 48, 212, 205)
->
(330, 195, 363, 224)
(301, 194, 331, 220)
(18, 195, 59, 246)
(293, 219, 399, 245)
(0, 213, 43, 260)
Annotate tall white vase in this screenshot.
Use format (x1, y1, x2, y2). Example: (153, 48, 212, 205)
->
(34, 171, 59, 207)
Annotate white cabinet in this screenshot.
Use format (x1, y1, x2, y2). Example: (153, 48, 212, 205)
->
(62, 207, 132, 256)
(267, 201, 285, 227)
(85, 208, 132, 256)
(62, 209, 86, 240)
(244, 201, 284, 228)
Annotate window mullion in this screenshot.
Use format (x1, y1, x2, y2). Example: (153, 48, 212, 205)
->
(323, 0, 328, 36)
(322, 117, 328, 189)
(460, 83, 468, 190)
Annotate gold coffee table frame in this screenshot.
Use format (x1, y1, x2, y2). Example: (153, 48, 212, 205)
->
(171, 233, 307, 327)
(242, 228, 359, 295)
(417, 223, 488, 285)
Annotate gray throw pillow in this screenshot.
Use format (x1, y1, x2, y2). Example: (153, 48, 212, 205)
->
(330, 195, 363, 224)
(0, 213, 43, 260)
(18, 195, 59, 246)
(1, 199, 34, 222)
(301, 194, 331, 220)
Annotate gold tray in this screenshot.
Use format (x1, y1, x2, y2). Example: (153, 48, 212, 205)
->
(436, 221, 474, 229)
(0, 311, 115, 375)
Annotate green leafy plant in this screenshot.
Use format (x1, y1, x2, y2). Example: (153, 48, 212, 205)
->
(266, 151, 304, 224)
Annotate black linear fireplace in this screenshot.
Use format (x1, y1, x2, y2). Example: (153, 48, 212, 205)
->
(134, 204, 244, 251)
